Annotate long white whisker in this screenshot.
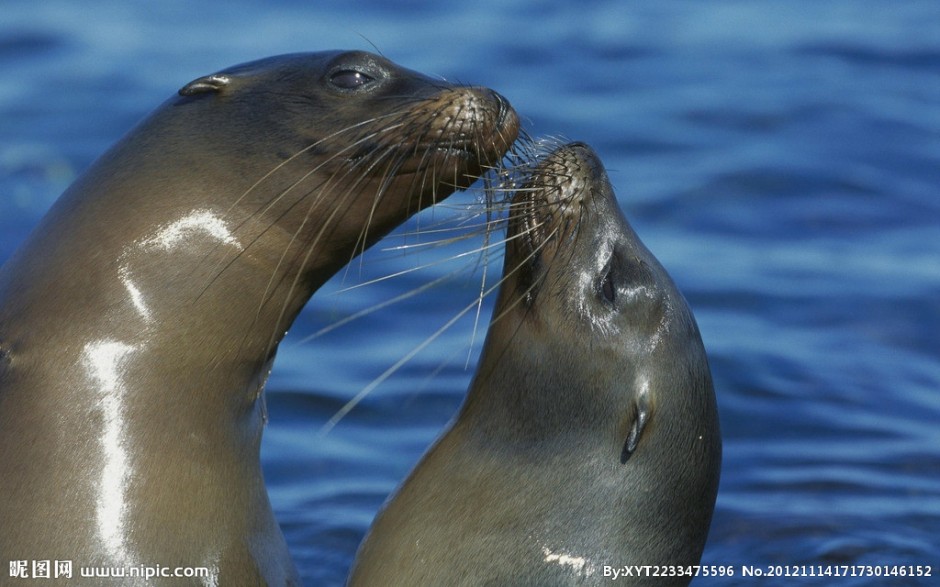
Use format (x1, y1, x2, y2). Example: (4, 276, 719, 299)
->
(318, 218, 548, 435)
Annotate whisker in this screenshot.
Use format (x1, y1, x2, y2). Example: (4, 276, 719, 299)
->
(318, 216, 552, 434)
(261, 145, 406, 358)
(214, 90, 527, 427)
(296, 268, 458, 345)
(317, 276, 493, 436)
(195, 112, 418, 303)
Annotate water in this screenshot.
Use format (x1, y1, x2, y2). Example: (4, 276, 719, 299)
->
(2, 1, 938, 585)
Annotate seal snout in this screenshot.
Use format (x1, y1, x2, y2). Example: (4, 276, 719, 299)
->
(508, 142, 597, 256)
(428, 88, 518, 141)
(399, 85, 519, 191)
(490, 90, 517, 138)
(456, 87, 520, 166)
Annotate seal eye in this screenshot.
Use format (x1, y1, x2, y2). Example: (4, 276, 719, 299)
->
(330, 69, 376, 90)
(601, 270, 616, 304)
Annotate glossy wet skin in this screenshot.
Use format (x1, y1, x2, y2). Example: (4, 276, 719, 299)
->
(0, 50, 518, 585)
(349, 142, 720, 586)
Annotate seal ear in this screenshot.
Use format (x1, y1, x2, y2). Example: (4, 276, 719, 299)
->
(620, 392, 651, 464)
(178, 74, 232, 96)
(0, 341, 10, 379)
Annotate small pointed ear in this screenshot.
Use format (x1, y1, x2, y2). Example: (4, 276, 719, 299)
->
(178, 74, 232, 96)
(620, 391, 651, 464)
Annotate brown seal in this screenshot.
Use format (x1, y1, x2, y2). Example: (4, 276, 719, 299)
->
(348, 142, 720, 586)
(0, 50, 518, 585)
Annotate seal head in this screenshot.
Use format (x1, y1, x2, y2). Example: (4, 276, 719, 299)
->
(349, 142, 721, 586)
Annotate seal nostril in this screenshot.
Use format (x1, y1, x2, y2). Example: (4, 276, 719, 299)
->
(490, 90, 513, 129)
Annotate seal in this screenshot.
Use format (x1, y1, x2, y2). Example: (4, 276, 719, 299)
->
(348, 142, 721, 586)
(0, 50, 518, 585)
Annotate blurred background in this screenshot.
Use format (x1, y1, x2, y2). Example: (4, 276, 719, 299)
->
(2, 1, 938, 584)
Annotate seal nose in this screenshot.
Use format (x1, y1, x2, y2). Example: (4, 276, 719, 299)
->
(490, 90, 518, 134)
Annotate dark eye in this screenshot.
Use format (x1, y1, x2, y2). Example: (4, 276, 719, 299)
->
(601, 269, 615, 303)
(329, 69, 375, 90)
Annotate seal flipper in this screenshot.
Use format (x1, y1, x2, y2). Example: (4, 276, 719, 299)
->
(178, 74, 232, 96)
(620, 392, 651, 464)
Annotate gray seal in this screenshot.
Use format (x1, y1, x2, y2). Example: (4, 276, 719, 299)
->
(348, 142, 720, 586)
(0, 50, 518, 585)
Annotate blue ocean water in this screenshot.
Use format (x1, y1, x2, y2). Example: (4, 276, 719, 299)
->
(2, 1, 938, 585)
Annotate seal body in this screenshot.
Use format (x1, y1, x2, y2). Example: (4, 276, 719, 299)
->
(348, 143, 720, 586)
(0, 51, 518, 585)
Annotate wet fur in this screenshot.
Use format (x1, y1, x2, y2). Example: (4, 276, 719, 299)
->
(0, 50, 518, 586)
(347, 141, 721, 587)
